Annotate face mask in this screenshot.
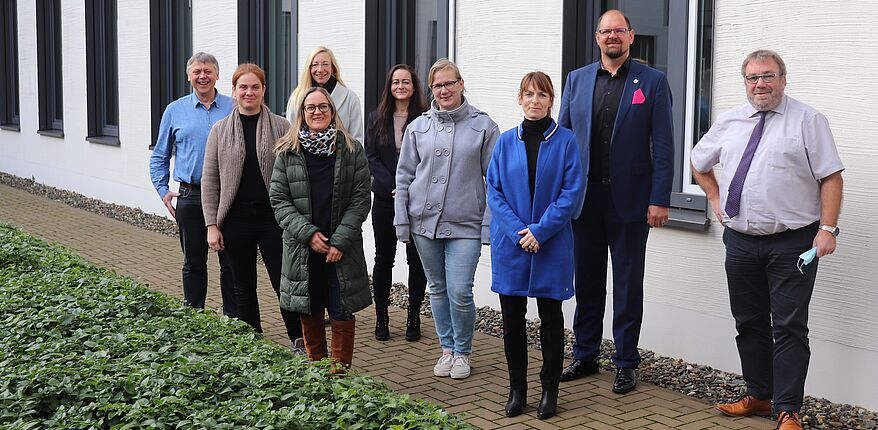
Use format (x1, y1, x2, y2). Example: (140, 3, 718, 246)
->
(796, 247, 817, 274)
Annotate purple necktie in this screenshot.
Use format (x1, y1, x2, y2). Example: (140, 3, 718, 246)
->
(725, 111, 767, 219)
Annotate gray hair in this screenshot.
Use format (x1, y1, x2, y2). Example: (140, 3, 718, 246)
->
(186, 52, 219, 74)
(741, 49, 787, 77)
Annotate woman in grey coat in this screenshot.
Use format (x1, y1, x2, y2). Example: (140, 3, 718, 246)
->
(394, 59, 500, 380)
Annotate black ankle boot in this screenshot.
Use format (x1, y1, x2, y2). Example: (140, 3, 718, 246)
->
(504, 387, 527, 417)
(405, 305, 421, 341)
(537, 386, 558, 420)
(374, 306, 389, 341)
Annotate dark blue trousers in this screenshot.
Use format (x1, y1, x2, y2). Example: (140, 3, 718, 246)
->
(572, 182, 649, 369)
(724, 222, 818, 413)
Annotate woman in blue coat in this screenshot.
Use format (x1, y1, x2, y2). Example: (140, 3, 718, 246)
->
(487, 72, 583, 420)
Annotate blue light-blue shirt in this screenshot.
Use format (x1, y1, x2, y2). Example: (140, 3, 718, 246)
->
(149, 91, 234, 198)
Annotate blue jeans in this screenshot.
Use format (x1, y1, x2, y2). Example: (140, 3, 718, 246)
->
(412, 236, 481, 356)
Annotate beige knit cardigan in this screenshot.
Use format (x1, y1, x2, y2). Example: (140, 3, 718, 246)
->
(201, 104, 291, 229)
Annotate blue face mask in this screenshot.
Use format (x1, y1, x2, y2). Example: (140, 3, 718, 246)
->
(797, 247, 817, 274)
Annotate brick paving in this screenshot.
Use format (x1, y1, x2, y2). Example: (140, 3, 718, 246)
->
(0, 183, 775, 429)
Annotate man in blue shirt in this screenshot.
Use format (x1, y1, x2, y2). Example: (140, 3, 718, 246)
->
(149, 52, 236, 316)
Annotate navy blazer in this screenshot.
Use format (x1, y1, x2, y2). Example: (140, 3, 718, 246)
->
(559, 60, 674, 222)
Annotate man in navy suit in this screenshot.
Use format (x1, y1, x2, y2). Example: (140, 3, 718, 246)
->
(558, 9, 674, 394)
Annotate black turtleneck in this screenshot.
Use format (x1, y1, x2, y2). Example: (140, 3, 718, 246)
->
(319, 75, 338, 94)
(522, 115, 552, 199)
(227, 112, 272, 222)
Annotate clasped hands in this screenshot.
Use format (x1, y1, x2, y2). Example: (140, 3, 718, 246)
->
(310, 231, 343, 263)
(518, 228, 540, 253)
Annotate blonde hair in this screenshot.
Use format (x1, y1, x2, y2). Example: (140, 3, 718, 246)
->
(285, 46, 346, 115)
(427, 58, 462, 88)
(274, 87, 356, 155)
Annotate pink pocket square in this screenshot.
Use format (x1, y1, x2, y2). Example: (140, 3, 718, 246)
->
(631, 88, 646, 105)
(632, 88, 646, 105)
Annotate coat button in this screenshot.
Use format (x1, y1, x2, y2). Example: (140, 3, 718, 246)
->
(426, 203, 432, 210)
(438, 126, 445, 131)
(432, 176, 438, 183)
(444, 229, 451, 235)
(419, 227, 426, 233)
(443, 149, 450, 156)
(436, 203, 442, 210)
(446, 127, 453, 133)
(435, 149, 442, 156)
(439, 177, 446, 184)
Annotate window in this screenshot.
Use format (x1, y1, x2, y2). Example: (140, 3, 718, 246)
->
(238, 0, 295, 116)
(85, 0, 119, 145)
(1, 0, 20, 131)
(561, 0, 715, 230)
(36, 0, 63, 137)
(364, 0, 450, 114)
(149, 0, 192, 148)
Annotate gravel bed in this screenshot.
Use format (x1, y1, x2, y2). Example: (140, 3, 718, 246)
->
(2, 171, 875, 429)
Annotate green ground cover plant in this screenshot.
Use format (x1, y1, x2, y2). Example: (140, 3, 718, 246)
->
(0, 225, 470, 429)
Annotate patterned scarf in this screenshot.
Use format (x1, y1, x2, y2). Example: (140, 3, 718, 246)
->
(299, 123, 338, 157)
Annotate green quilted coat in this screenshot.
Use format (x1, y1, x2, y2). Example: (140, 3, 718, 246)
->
(269, 134, 372, 315)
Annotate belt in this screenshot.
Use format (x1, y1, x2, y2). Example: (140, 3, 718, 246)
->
(179, 181, 200, 190)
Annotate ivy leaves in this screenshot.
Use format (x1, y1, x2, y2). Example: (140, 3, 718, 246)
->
(0, 225, 470, 430)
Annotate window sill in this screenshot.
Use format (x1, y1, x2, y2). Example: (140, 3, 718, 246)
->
(37, 129, 65, 138)
(0, 124, 21, 132)
(86, 135, 121, 146)
(667, 207, 711, 231)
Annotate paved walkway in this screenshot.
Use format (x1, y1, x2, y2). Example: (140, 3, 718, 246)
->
(0, 183, 774, 429)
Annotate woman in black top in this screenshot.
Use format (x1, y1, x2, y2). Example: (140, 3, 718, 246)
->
(201, 64, 303, 351)
(364, 64, 429, 341)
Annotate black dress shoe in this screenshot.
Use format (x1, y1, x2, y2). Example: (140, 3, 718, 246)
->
(504, 388, 526, 417)
(559, 359, 599, 382)
(612, 368, 637, 394)
(537, 387, 558, 419)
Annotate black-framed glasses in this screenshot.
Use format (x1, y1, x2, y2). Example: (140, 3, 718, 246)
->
(304, 103, 332, 114)
(430, 79, 459, 92)
(596, 27, 630, 37)
(745, 73, 784, 84)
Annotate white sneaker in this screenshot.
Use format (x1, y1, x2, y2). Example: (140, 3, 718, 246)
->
(450, 354, 471, 379)
(433, 352, 454, 377)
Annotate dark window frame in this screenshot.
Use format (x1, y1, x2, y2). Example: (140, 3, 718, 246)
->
(85, 0, 120, 146)
(561, 0, 714, 231)
(237, 0, 296, 116)
(1, 0, 21, 131)
(364, 0, 450, 115)
(36, 0, 64, 137)
(149, 0, 192, 149)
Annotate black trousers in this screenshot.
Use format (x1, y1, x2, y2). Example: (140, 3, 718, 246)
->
(175, 187, 236, 316)
(499, 294, 564, 391)
(370, 196, 426, 309)
(723, 222, 819, 413)
(222, 207, 302, 343)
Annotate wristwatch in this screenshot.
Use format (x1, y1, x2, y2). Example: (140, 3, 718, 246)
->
(819, 224, 840, 237)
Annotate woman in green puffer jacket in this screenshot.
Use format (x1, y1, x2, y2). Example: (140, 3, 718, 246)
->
(270, 86, 372, 373)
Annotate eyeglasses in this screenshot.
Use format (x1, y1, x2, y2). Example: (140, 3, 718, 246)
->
(596, 27, 630, 37)
(745, 73, 784, 84)
(310, 62, 331, 70)
(430, 79, 460, 92)
(304, 103, 332, 114)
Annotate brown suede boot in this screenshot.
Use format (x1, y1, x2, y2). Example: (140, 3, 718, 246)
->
(300, 312, 327, 361)
(329, 318, 356, 374)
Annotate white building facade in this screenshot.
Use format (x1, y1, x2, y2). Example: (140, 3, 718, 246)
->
(2, 0, 876, 410)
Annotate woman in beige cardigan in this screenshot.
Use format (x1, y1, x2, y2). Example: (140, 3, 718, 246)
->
(201, 63, 303, 351)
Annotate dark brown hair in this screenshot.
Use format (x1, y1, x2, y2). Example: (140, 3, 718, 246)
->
(370, 64, 428, 145)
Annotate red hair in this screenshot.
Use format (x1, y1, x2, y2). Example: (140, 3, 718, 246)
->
(231, 63, 266, 87)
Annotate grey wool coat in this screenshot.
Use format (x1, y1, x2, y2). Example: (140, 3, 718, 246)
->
(202, 105, 290, 228)
(269, 134, 372, 315)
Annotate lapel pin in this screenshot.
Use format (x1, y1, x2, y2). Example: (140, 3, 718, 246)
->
(633, 78, 639, 84)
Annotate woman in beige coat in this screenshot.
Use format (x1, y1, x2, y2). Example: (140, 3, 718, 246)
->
(201, 63, 303, 351)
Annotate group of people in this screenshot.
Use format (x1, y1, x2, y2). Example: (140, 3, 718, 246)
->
(149, 9, 843, 428)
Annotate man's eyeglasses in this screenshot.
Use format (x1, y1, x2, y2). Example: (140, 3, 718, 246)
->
(430, 79, 460, 92)
(304, 103, 332, 114)
(745, 73, 784, 84)
(596, 27, 630, 37)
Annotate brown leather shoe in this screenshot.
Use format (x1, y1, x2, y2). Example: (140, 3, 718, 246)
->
(776, 411, 803, 429)
(715, 395, 772, 417)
